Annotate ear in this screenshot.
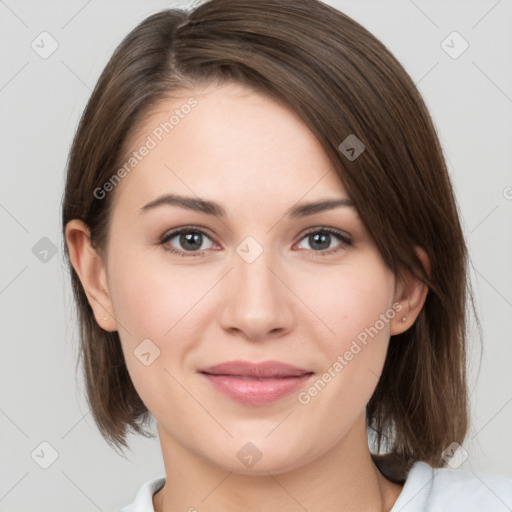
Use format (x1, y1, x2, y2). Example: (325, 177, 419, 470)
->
(64, 219, 117, 332)
(390, 246, 430, 335)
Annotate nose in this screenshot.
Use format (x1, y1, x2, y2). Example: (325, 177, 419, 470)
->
(218, 244, 295, 342)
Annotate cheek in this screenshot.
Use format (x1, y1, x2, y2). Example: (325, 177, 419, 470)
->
(108, 245, 207, 341)
(299, 256, 395, 347)
(294, 255, 395, 404)
(106, 246, 216, 394)
(294, 257, 395, 417)
(106, 254, 189, 413)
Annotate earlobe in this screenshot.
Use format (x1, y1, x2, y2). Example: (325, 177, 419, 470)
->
(65, 219, 116, 332)
(391, 246, 430, 335)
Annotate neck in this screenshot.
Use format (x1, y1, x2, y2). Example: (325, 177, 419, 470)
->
(153, 414, 403, 512)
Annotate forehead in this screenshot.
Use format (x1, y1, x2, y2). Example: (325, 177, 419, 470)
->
(112, 82, 348, 212)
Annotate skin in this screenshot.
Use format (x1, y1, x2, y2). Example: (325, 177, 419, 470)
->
(66, 82, 429, 511)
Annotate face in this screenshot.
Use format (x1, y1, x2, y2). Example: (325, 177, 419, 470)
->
(102, 82, 402, 474)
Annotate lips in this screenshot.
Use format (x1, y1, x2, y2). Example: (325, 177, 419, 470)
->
(198, 360, 314, 405)
(199, 360, 312, 378)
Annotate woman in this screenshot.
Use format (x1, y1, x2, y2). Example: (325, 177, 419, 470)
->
(61, 0, 512, 510)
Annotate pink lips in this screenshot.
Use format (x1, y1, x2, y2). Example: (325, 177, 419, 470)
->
(198, 360, 314, 405)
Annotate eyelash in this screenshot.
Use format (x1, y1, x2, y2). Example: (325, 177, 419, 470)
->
(158, 226, 352, 258)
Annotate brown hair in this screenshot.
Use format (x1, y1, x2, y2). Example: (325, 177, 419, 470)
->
(61, 0, 475, 479)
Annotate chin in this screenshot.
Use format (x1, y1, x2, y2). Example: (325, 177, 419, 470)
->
(204, 436, 316, 477)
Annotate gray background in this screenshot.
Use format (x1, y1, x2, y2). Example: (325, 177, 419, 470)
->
(1, 0, 511, 510)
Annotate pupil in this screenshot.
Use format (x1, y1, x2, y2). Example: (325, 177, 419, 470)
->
(180, 232, 202, 251)
(310, 232, 330, 250)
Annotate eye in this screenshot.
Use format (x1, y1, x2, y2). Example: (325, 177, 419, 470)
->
(160, 227, 217, 257)
(159, 226, 352, 258)
(295, 228, 352, 255)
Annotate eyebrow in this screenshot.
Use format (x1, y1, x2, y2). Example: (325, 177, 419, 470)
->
(139, 193, 355, 218)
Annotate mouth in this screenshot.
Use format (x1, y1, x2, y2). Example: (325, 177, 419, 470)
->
(198, 360, 314, 405)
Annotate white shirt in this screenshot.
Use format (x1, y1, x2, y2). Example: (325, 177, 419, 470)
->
(119, 461, 512, 511)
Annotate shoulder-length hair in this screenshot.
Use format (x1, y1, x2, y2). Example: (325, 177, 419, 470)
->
(62, 0, 475, 480)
